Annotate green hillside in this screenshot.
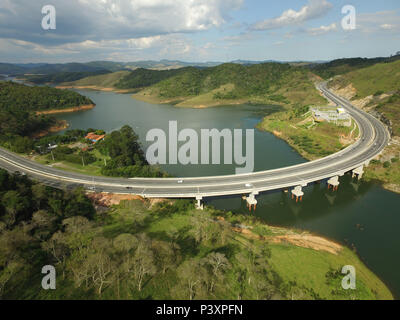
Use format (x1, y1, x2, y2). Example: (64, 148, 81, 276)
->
(25, 70, 111, 85)
(0, 81, 93, 112)
(134, 63, 326, 108)
(328, 59, 400, 135)
(329, 60, 400, 99)
(0, 81, 93, 152)
(327, 59, 400, 192)
(114, 68, 187, 89)
(62, 70, 131, 88)
(309, 55, 400, 79)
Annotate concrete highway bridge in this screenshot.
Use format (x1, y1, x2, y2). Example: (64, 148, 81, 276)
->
(0, 83, 391, 210)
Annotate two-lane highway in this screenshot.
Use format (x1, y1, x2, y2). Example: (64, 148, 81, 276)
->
(0, 83, 390, 199)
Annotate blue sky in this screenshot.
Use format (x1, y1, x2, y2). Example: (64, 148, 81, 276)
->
(0, 0, 399, 63)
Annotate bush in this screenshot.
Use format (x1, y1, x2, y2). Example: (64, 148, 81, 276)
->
(383, 161, 391, 168)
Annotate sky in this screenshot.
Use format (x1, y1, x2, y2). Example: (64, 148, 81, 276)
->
(0, 0, 399, 63)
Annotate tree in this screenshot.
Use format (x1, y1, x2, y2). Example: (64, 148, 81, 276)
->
(176, 258, 207, 300)
(132, 235, 156, 292)
(1, 191, 30, 226)
(31, 184, 48, 209)
(202, 252, 231, 293)
(42, 231, 69, 279)
(0, 260, 23, 299)
(112, 233, 138, 298)
(152, 240, 180, 274)
(31, 210, 57, 240)
(86, 237, 114, 296)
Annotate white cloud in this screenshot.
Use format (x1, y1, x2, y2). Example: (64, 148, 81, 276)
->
(0, 34, 194, 62)
(0, 0, 243, 45)
(380, 24, 395, 30)
(357, 11, 400, 33)
(308, 23, 337, 36)
(252, 0, 333, 30)
(0, 0, 243, 61)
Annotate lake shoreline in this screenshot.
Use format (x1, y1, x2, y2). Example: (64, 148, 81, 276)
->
(35, 104, 96, 115)
(31, 119, 69, 139)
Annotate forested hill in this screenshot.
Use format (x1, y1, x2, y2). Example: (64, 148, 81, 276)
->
(25, 70, 111, 85)
(114, 67, 188, 89)
(133, 62, 326, 107)
(0, 82, 93, 150)
(308, 55, 400, 79)
(0, 81, 93, 111)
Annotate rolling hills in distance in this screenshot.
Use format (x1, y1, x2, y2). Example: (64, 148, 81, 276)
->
(1, 53, 399, 131)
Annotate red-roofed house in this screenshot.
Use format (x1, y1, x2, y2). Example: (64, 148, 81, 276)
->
(85, 132, 106, 144)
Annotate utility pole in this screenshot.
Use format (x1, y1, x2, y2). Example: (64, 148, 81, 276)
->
(82, 155, 85, 167)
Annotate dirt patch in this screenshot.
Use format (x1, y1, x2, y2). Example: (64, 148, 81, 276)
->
(233, 226, 342, 255)
(382, 183, 400, 194)
(87, 192, 145, 207)
(269, 234, 342, 255)
(352, 96, 374, 110)
(330, 83, 357, 100)
(87, 192, 170, 208)
(273, 130, 282, 137)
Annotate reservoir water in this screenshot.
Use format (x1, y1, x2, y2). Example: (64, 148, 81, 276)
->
(57, 90, 400, 298)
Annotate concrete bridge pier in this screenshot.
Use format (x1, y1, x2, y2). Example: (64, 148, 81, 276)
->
(352, 166, 364, 180)
(291, 186, 304, 202)
(245, 192, 258, 212)
(196, 196, 204, 210)
(327, 176, 340, 191)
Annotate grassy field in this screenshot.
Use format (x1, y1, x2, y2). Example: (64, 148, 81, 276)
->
(61, 70, 131, 88)
(30, 148, 110, 176)
(329, 60, 400, 100)
(257, 107, 359, 160)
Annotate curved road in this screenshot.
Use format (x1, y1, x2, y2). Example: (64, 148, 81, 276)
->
(0, 83, 390, 199)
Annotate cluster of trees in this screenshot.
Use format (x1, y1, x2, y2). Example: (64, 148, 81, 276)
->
(0, 82, 95, 153)
(98, 125, 166, 178)
(0, 82, 94, 111)
(0, 174, 303, 300)
(115, 68, 186, 90)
